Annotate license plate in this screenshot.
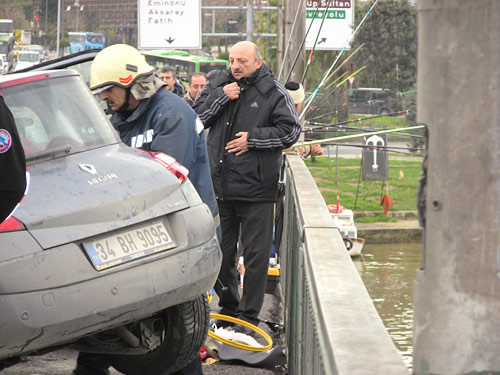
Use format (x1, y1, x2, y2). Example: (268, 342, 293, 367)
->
(83, 221, 176, 270)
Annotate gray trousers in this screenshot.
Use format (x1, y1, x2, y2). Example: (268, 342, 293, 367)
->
(216, 200, 274, 325)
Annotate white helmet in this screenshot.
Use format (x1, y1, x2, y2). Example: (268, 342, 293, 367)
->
(90, 44, 154, 92)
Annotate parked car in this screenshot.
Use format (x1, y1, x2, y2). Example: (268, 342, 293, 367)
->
(22, 44, 47, 61)
(347, 87, 399, 115)
(12, 49, 99, 82)
(0, 69, 222, 374)
(0, 54, 9, 74)
(13, 50, 43, 71)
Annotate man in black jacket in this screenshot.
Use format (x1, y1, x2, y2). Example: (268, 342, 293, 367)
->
(194, 41, 300, 328)
(0, 94, 27, 224)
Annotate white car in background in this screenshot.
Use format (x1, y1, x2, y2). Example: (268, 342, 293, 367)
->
(22, 44, 47, 61)
(14, 51, 42, 71)
(0, 55, 9, 74)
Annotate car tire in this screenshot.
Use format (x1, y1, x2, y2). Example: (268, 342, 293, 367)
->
(105, 294, 209, 375)
(379, 108, 391, 115)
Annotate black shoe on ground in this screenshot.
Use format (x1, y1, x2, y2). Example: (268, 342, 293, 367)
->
(210, 318, 235, 329)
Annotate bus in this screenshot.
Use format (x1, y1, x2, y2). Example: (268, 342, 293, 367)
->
(0, 34, 15, 73)
(68, 32, 105, 54)
(0, 19, 14, 36)
(141, 50, 229, 83)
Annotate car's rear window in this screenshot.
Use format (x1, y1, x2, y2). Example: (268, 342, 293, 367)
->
(2, 75, 118, 161)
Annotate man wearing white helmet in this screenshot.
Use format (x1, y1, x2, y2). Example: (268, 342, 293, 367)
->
(73, 44, 218, 375)
(89, 44, 219, 233)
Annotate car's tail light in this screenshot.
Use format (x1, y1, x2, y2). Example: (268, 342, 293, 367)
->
(142, 151, 189, 183)
(0, 217, 25, 232)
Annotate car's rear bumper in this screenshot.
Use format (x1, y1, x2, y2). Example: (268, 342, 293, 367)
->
(0, 204, 221, 359)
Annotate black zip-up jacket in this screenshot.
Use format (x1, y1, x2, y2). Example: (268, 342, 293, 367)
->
(194, 64, 301, 202)
(0, 95, 27, 223)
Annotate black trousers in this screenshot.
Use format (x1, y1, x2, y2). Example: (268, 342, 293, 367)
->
(216, 200, 274, 325)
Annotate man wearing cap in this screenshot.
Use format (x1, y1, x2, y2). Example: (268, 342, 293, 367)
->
(285, 81, 323, 158)
(73, 44, 220, 375)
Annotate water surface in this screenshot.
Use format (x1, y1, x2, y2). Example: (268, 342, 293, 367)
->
(354, 242, 423, 370)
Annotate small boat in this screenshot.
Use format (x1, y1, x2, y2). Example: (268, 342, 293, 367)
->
(342, 236, 366, 257)
(328, 194, 365, 257)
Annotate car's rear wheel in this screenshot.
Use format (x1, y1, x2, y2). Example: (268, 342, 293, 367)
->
(106, 294, 209, 375)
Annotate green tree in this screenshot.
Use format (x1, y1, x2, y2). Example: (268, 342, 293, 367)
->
(349, 0, 417, 93)
(254, 0, 279, 73)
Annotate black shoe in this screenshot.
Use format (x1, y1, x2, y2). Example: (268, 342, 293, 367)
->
(210, 318, 235, 329)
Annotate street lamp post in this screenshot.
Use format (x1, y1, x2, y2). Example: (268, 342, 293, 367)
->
(75, 1, 80, 32)
(73, 1, 83, 32)
(56, 0, 61, 57)
(66, 1, 83, 33)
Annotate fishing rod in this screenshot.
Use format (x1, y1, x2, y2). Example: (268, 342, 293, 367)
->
(304, 66, 367, 121)
(306, 70, 349, 102)
(303, 53, 370, 119)
(319, 142, 424, 157)
(305, 110, 410, 129)
(305, 124, 423, 138)
(300, 0, 382, 120)
(305, 108, 349, 122)
(302, 73, 349, 115)
(304, 57, 370, 120)
(322, 46, 367, 90)
(304, 103, 347, 110)
(290, 124, 425, 148)
(285, 3, 326, 84)
(306, 65, 366, 113)
(306, 128, 424, 140)
(302, 43, 365, 108)
(334, 66, 365, 88)
(300, 4, 331, 85)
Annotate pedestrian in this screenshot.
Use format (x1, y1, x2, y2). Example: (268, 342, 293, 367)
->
(184, 72, 207, 107)
(73, 44, 219, 375)
(0, 93, 28, 224)
(285, 81, 324, 158)
(157, 65, 186, 97)
(194, 41, 301, 331)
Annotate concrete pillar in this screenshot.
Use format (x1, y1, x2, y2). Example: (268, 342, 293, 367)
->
(282, 0, 305, 83)
(246, 2, 253, 42)
(413, 1, 500, 374)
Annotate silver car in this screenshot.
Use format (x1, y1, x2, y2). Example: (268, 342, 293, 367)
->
(0, 69, 221, 374)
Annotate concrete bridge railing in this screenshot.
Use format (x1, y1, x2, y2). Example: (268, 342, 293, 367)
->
(279, 155, 409, 374)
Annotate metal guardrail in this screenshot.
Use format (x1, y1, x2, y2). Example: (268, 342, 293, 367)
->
(280, 155, 409, 375)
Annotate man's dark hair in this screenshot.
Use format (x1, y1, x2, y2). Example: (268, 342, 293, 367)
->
(188, 72, 207, 84)
(158, 65, 176, 75)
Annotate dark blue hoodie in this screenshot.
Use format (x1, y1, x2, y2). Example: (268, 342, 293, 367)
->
(111, 88, 219, 236)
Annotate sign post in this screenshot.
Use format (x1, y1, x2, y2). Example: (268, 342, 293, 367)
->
(305, 0, 354, 50)
(138, 0, 201, 50)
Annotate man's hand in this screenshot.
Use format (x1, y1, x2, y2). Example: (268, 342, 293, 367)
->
(311, 144, 323, 156)
(226, 132, 248, 156)
(223, 82, 241, 100)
